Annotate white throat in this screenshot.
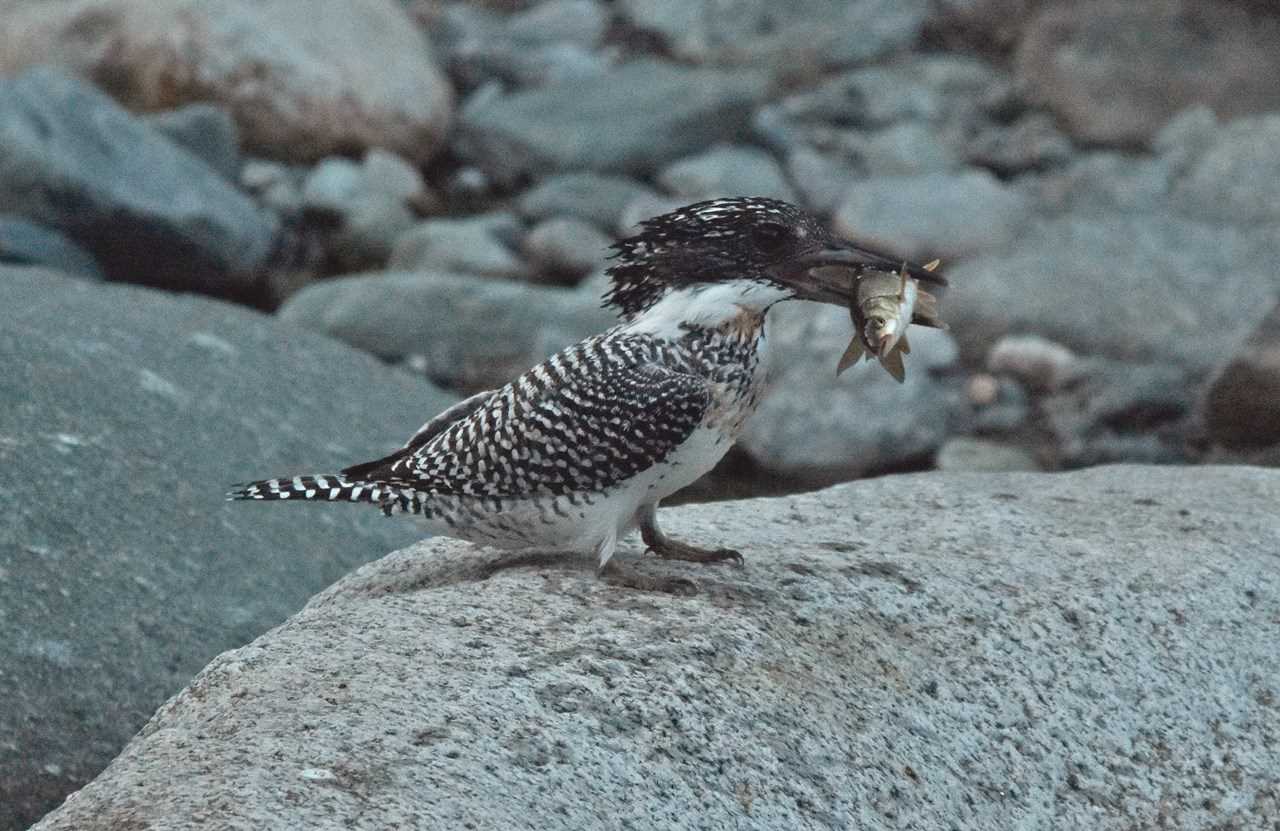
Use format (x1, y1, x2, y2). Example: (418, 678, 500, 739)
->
(621, 279, 792, 338)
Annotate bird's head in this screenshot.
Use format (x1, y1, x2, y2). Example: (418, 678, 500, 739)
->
(604, 197, 945, 325)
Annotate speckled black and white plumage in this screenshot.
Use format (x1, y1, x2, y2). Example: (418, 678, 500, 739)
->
(229, 197, 934, 570)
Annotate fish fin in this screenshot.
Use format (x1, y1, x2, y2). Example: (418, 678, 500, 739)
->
(923, 259, 941, 272)
(836, 338, 865, 376)
(899, 334, 911, 355)
(913, 290, 948, 329)
(879, 347, 906, 383)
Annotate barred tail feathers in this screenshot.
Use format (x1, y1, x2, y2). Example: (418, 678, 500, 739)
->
(225, 474, 424, 516)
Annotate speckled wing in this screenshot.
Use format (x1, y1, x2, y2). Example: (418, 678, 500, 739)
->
(401, 389, 497, 450)
(379, 334, 712, 498)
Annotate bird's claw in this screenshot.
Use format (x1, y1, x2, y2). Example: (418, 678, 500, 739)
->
(645, 543, 745, 567)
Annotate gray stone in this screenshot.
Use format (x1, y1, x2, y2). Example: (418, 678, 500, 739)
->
(1034, 151, 1175, 215)
(944, 212, 1280, 372)
(516, 172, 657, 231)
(0, 267, 456, 831)
(339, 197, 417, 267)
(740, 303, 962, 480)
(521, 217, 614, 282)
(618, 0, 929, 68)
(456, 60, 769, 184)
(986, 334, 1081, 392)
(388, 215, 529, 280)
(0, 217, 103, 280)
(301, 150, 429, 266)
(361, 149, 432, 209)
(755, 55, 1002, 156)
(1042, 110, 1280, 225)
(302, 151, 428, 216)
(278, 270, 616, 391)
(428, 0, 610, 89)
(969, 376, 1031, 435)
(844, 121, 961, 177)
(1204, 300, 1280, 449)
(657, 144, 797, 203)
(965, 112, 1074, 176)
(923, 0, 1054, 56)
(1169, 113, 1280, 227)
(143, 103, 241, 182)
(1041, 360, 1195, 467)
(616, 194, 687, 236)
(241, 159, 305, 215)
(30, 465, 1280, 830)
(1015, 0, 1280, 147)
(0, 68, 278, 294)
(505, 0, 608, 48)
(302, 157, 365, 214)
(786, 147, 859, 215)
(0, 0, 455, 164)
(935, 436, 1040, 471)
(832, 170, 1031, 261)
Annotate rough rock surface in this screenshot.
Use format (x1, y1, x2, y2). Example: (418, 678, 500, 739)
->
(278, 270, 615, 392)
(32, 465, 1280, 830)
(457, 60, 768, 183)
(0, 0, 454, 164)
(0, 68, 277, 294)
(0, 267, 456, 830)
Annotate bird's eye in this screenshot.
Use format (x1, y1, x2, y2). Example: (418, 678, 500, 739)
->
(751, 222, 791, 252)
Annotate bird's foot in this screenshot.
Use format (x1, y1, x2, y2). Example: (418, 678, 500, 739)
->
(601, 564, 699, 596)
(646, 539, 745, 567)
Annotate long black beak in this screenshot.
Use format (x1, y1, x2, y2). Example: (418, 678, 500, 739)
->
(777, 241, 947, 305)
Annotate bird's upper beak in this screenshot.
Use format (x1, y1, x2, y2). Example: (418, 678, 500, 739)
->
(776, 241, 947, 306)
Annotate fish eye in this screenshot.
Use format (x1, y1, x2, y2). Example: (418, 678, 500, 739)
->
(751, 222, 790, 252)
(868, 316, 886, 329)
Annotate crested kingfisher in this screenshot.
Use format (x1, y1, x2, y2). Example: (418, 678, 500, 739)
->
(229, 198, 945, 588)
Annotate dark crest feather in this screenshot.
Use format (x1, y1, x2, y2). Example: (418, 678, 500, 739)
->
(604, 197, 827, 318)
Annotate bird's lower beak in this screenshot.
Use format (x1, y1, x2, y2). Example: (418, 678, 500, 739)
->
(778, 242, 947, 306)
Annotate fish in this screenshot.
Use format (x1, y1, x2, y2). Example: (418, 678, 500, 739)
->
(836, 259, 946, 383)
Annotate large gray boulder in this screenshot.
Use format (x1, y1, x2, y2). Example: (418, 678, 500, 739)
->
(1014, 0, 1280, 147)
(31, 465, 1280, 830)
(0, 68, 278, 294)
(0, 0, 454, 164)
(943, 211, 1279, 372)
(456, 60, 769, 184)
(618, 0, 929, 68)
(0, 267, 456, 830)
(278, 270, 616, 392)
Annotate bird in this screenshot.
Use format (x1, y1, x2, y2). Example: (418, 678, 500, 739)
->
(228, 197, 945, 590)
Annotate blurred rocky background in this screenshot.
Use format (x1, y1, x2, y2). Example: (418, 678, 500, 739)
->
(2, 0, 1279, 827)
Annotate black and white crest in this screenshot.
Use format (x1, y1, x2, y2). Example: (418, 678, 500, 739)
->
(604, 197, 831, 318)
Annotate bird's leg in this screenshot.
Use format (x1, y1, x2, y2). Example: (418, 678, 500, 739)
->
(638, 504, 745, 566)
(594, 529, 698, 595)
